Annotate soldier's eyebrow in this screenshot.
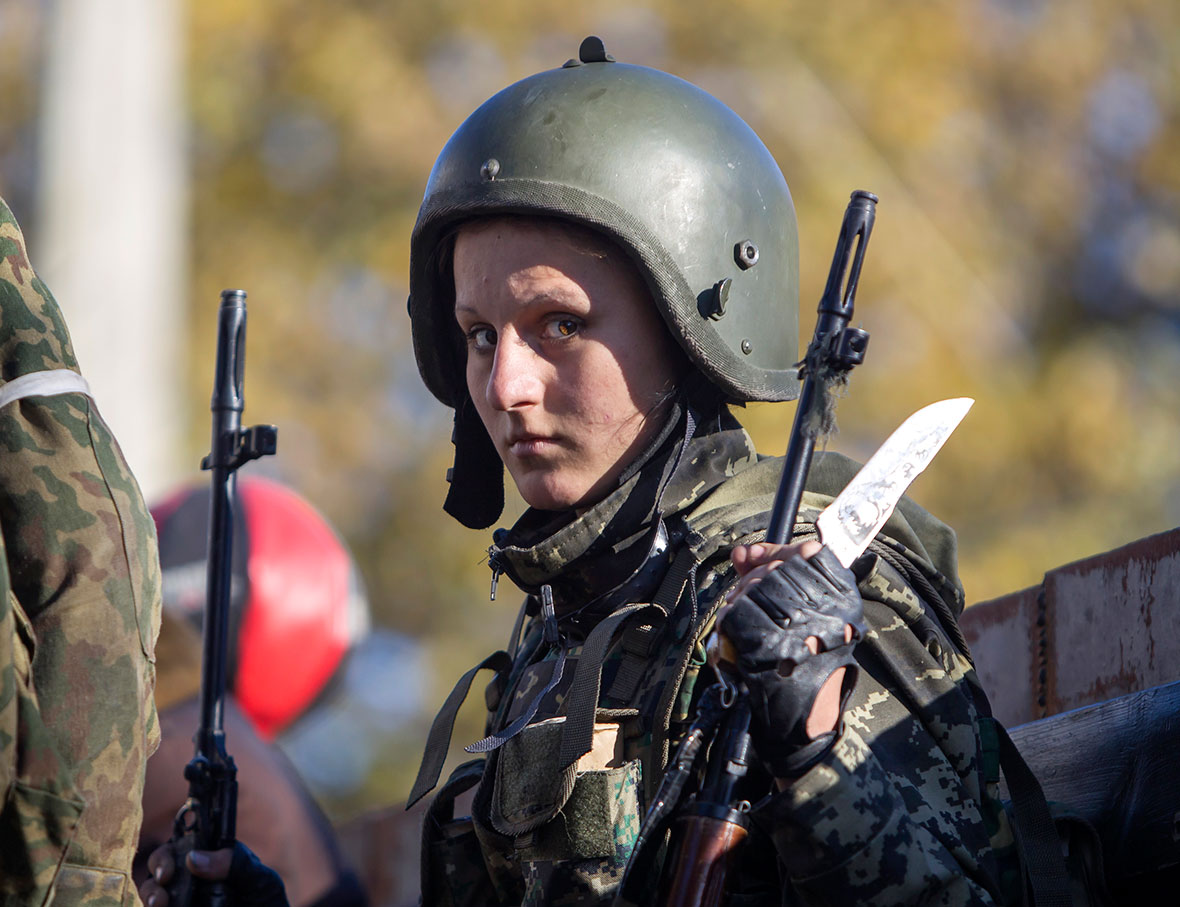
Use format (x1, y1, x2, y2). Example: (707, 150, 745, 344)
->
(455, 290, 588, 321)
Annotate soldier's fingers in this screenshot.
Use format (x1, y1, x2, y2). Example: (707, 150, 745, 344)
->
(803, 627, 855, 655)
(139, 878, 168, 907)
(187, 847, 234, 880)
(726, 560, 783, 601)
(147, 845, 175, 885)
(732, 540, 819, 576)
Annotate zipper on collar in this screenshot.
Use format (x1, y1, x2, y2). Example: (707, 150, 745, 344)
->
(488, 545, 505, 601)
(488, 530, 510, 601)
(540, 584, 559, 646)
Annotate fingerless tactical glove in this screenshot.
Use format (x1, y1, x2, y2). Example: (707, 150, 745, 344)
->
(719, 546, 864, 777)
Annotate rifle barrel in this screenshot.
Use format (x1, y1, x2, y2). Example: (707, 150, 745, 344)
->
(766, 191, 877, 545)
(198, 289, 247, 757)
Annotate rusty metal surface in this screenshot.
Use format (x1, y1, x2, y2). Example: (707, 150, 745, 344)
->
(962, 525, 1180, 722)
(1045, 528, 1180, 715)
(961, 587, 1040, 726)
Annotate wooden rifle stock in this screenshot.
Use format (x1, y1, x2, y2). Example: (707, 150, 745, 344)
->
(662, 809, 750, 907)
(654, 696, 752, 906)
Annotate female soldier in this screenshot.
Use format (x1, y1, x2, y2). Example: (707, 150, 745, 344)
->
(143, 37, 1013, 907)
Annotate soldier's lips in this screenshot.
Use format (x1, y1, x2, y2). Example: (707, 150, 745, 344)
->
(507, 435, 559, 457)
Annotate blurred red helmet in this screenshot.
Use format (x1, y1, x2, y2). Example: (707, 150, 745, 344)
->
(151, 477, 370, 740)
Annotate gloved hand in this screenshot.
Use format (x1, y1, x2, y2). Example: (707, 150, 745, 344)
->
(719, 542, 864, 777)
(139, 840, 289, 907)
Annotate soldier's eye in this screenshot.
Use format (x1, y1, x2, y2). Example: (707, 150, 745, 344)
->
(543, 317, 582, 340)
(467, 326, 496, 351)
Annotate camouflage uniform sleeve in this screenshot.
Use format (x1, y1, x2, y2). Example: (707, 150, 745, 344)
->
(0, 198, 163, 907)
(753, 591, 1009, 906)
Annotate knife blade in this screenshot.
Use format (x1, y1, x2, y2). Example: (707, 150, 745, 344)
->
(816, 396, 974, 567)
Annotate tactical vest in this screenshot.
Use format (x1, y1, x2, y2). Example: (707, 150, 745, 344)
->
(410, 451, 1011, 906)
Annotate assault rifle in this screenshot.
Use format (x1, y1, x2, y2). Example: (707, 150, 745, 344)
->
(616, 191, 878, 906)
(169, 290, 277, 907)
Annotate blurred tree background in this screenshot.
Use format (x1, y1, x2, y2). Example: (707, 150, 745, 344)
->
(2, 0, 1178, 820)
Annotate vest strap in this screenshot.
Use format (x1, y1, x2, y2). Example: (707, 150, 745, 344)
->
(557, 602, 663, 770)
(465, 646, 568, 755)
(605, 622, 660, 701)
(559, 545, 700, 770)
(407, 650, 512, 807)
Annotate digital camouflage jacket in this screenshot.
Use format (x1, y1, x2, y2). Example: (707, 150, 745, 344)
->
(412, 405, 1016, 906)
(0, 198, 163, 907)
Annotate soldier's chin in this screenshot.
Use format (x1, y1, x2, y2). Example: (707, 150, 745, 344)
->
(511, 470, 594, 514)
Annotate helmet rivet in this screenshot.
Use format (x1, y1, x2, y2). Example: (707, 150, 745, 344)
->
(735, 240, 759, 269)
(480, 158, 500, 181)
(708, 278, 732, 320)
(741, 339, 753, 355)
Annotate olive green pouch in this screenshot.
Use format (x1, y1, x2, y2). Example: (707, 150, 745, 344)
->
(488, 716, 643, 863)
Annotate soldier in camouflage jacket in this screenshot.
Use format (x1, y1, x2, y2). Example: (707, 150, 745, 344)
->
(398, 38, 1020, 907)
(407, 387, 1016, 905)
(0, 196, 163, 906)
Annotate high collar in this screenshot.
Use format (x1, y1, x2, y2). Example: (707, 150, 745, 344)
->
(487, 401, 757, 631)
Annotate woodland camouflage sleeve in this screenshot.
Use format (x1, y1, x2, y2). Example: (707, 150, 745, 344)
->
(0, 197, 163, 907)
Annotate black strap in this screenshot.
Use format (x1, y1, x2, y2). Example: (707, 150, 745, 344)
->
(465, 646, 568, 754)
(557, 602, 662, 770)
(990, 718, 1074, 907)
(606, 621, 660, 701)
(406, 650, 512, 807)
(558, 545, 699, 770)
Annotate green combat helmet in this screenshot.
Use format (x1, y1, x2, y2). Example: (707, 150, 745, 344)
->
(409, 36, 800, 528)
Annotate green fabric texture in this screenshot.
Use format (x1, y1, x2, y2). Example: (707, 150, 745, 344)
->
(512, 760, 641, 864)
(490, 718, 578, 836)
(0, 196, 162, 907)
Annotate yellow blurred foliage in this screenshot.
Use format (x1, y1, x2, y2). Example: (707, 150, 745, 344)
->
(7, 0, 1175, 815)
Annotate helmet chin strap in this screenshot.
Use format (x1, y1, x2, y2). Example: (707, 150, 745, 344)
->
(443, 398, 505, 529)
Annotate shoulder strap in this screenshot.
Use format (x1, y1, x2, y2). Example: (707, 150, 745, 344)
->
(558, 545, 699, 770)
(406, 650, 512, 808)
(985, 717, 1075, 906)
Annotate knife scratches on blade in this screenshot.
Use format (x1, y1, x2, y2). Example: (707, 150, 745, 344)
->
(816, 397, 973, 568)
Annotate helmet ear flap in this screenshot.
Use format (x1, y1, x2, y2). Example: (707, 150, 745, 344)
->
(444, 398, 504, 529)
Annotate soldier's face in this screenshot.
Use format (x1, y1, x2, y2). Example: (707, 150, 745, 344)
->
(453, 218, 681, 512)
